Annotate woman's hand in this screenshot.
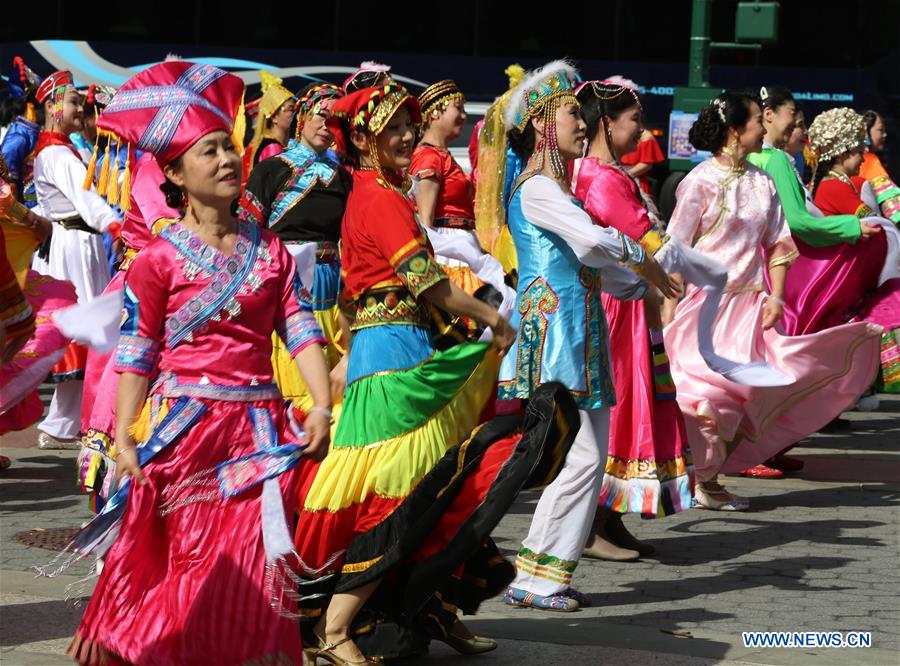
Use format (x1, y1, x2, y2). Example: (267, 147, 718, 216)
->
(860, 221, 882, 239)
(640, 254, 680, 299)
(489, 313, 516, 356)
(762, 296, 784, 330)
(115, 445, 146, 485)
(303, 410, 331, 462)
(329, 355, 348, 401)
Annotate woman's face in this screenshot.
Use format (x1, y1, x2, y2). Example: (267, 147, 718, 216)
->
(839, 147, 865, 176)
(606, 103, 642, 156)
(869, 114, 887, 152)
(786, 112, 807, 156)
(430, 98, 467, 141)
(735, 101, 766, 154)
(166, 131, 241, 205)
(300, 104, 334, 153)
(47, 89, 84, 133)
(374, 105, 416, 170)
(554, 102, 587, 161)
(764, 100, 797, 145)
(270, 99, 295, 131)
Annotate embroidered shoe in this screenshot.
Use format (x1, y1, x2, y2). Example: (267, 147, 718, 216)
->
(739, 464, 784, 479)
(559, 587, 591, 607)
(503, 586, 580, 612)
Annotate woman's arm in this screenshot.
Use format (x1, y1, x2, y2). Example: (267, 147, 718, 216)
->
(421, 278, 515, 354)
(762, 264, 787, 330)
(413, 177, 440, 228)
(113, 372, 150, 485)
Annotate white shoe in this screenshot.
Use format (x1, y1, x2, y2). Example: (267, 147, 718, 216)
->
(37, 432, 81, 450)
(693, 482, 750, 511)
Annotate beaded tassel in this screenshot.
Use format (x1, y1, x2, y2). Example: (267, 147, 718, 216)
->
(97, 137, 112, 197)
(119, 144, 132, 212)
(82, 134, 99, 191)
(107, 143, 120, 206)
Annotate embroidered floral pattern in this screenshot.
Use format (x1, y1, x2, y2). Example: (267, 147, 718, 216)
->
(498, 277, 559, 401)
(394, 249, 447, 298)
(278, 310, 327, 356)
(115, 334, 161, 375)
(162, 221, 273, 348)
(514, 547, 578, 585)
(351, 288, 430, 330)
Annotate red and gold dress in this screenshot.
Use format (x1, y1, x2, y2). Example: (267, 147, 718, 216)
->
(293, 168, 577, 658)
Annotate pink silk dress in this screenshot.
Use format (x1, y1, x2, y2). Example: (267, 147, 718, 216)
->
(75, 220, 325, 665)
(574, 159, 694, 517)
(79, 153, 181, 508)
(663, 159, 881, 480)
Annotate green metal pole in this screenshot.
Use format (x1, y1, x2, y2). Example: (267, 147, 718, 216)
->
(689, 0, 712, 88)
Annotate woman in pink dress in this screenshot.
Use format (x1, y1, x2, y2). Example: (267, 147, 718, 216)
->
(573, 80, 693, 560)
(65, 61, 333, 666)
(662, 91, 881, 511)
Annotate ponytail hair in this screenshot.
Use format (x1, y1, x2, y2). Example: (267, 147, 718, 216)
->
(689, 90, 761, 152)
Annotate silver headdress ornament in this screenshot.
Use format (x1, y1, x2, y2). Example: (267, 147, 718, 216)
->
(807, 107, 867, 162)
(759, 86, 769, 102)
(713, 98, 727, 124)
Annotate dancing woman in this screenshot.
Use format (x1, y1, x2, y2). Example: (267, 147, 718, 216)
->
(572, 79, 694, 561)
(494, 60, 677, 611)
(662, 91, 881, 511)
(66, 61, 333, 665)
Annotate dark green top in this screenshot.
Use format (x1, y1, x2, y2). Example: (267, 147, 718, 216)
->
(747, 147, 860, 247)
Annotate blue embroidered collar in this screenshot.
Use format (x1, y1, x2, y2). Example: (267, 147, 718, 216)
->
(267, 140, 340, 227)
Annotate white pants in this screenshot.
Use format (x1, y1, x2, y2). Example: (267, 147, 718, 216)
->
(512, 407, 610, 596)
(38, 380, 83, 440)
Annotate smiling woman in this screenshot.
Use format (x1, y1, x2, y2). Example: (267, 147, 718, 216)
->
(60, 60, 334, 666)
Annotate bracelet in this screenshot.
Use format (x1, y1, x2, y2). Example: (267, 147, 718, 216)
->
(308, 406, 334, 424)
(766, 294, 785, 307)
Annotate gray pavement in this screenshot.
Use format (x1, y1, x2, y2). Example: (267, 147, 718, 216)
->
(2, 395, 898, 665)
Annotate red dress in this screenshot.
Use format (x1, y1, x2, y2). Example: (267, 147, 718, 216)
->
(619, 133, 665, 195)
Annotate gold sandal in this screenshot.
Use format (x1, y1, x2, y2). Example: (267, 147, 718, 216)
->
(308, 633, 381, 666)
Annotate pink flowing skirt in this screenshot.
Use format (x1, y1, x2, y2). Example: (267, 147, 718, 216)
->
(783, 235, 900, 334)
(598, 295, 694, 517)
(0, 271, 76, 433)
(665, 288, 880, 474)
(76, 397, 303, 665)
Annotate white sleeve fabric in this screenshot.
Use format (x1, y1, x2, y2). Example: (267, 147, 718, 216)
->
(600, 261, 648, 300)
(48, 149, 119, 232)
(520, 176, 646, 269)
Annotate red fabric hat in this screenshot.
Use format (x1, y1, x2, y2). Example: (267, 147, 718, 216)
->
(329, 83, 421, 136)
(97, 61, 245, 166)
(35, 70, 74, 105)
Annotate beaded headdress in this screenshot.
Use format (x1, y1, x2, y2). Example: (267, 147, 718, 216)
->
(35, 70, 74, 124)
(418, 79, 466, 123)
(505, 60, 580, 181)
(92, 61, 245, 212)
(294, 82, 343, 139)
(84, 84, 116, 114)
(342, 61, 392, 94)
(329, 82, 421, 189)
(807, 107, 866, 163)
